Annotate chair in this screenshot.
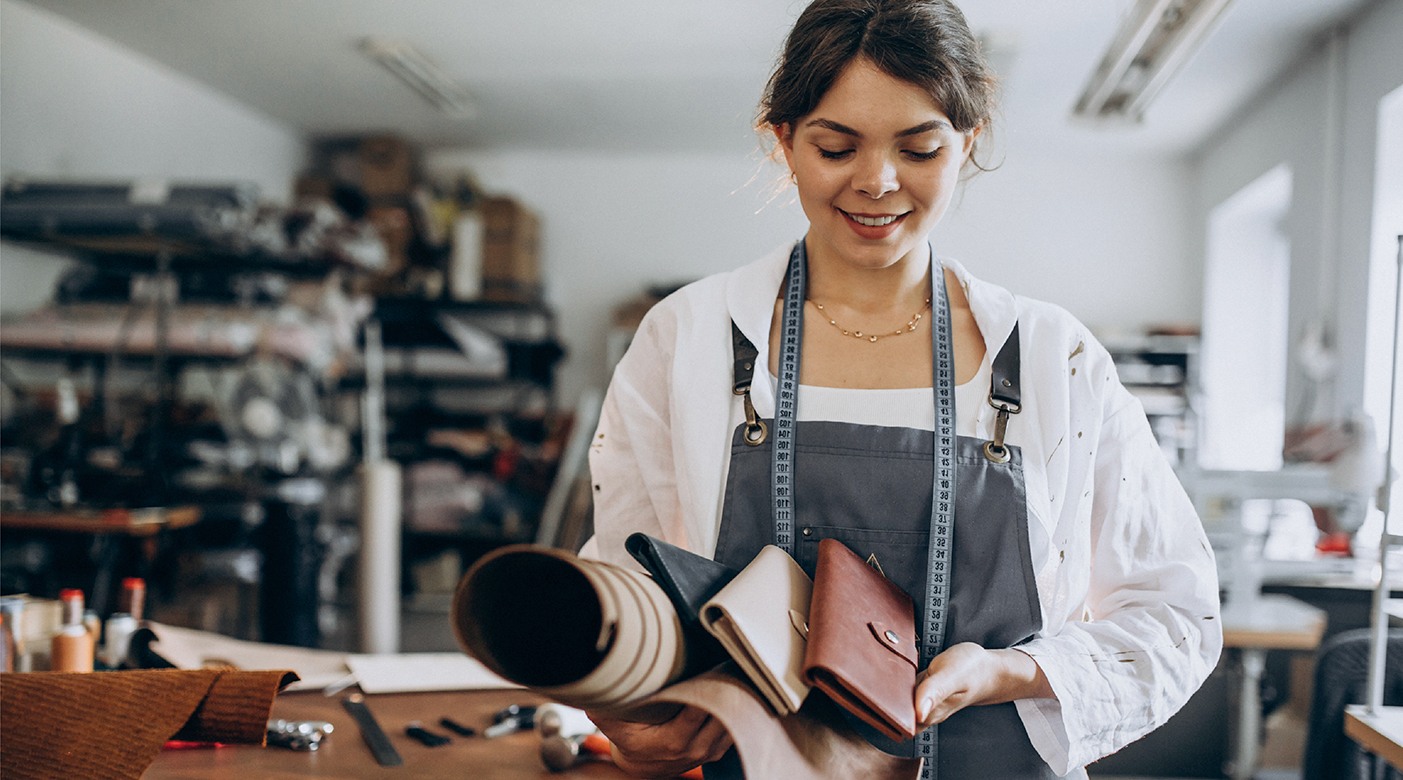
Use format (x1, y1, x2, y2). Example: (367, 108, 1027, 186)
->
(1304, 627, 1403, 780)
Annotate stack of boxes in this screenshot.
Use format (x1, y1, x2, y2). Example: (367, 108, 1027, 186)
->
(298, 134, 541, 304)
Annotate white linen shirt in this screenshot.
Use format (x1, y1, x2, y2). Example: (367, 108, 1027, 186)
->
(584, 244, 1222, 777)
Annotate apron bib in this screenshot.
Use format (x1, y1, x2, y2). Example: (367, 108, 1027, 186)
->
(708, 240, 1054, 780)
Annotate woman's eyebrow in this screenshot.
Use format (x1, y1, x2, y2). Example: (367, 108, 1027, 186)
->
(896, 119, 952, 137)
(805, 118, 860, 135)
(803, 118, 953, 137)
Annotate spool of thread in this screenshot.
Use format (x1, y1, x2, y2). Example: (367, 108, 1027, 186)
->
(104, 613, 138, 668)
(59, 589, 84, 627)
(118, 578, 146, 622)
(51, 623, 94, 672)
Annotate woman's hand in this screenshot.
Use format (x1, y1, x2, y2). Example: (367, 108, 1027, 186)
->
(914, 642, 1055, 728)
(587, 705, 733, 779)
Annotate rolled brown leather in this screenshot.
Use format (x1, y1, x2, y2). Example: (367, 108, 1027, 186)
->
(452, 544, 687, 714)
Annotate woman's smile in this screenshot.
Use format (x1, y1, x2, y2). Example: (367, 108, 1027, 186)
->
(839, 209, 909, 239)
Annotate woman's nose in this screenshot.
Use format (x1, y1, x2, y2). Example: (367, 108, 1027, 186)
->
(853, 153, 899, 199)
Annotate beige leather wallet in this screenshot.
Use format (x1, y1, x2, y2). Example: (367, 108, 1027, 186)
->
(700, 545, 813, 716)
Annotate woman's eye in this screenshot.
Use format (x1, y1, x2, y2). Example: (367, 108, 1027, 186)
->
(817, 148, 853, 160)
(905, 149, 941, 161)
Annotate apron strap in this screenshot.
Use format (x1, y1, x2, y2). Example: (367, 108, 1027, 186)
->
(731, 322, 768, 446)
(984, 323, 1022, 463)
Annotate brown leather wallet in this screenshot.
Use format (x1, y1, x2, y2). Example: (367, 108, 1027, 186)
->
(802, 538, 919, 742)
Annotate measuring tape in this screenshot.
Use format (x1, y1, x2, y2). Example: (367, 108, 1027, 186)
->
(769, 240, 954, 778)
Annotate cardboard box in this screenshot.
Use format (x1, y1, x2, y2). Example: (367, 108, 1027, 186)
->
(479, 197, 540, 302)
(359, 136, 416, 197)
(366, 205, 412, 277)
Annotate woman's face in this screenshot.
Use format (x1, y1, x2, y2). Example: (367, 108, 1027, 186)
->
(779, 57, 977, 273)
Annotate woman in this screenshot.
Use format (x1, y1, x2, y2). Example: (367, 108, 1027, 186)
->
(582, 0, 1222, 777)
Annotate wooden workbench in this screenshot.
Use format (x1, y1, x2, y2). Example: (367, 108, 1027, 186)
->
(142, 687, 630, 780)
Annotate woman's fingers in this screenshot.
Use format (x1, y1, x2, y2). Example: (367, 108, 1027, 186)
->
(913, 642, 992, 727)
(691, 711, 736, 764)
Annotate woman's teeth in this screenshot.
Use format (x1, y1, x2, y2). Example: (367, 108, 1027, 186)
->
(848, 213, 899, 227)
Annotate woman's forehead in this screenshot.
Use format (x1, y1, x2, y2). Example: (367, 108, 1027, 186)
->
(799, 59, 955, 134)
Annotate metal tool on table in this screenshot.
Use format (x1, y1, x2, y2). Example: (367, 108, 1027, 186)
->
(535, 703, 596, 739)
(266, 718, 334, 752)
(483, 704, 536, 737)
(342, 693, 403, 766)
(540, 732, 612, 772)
(537, 703, 610, 772)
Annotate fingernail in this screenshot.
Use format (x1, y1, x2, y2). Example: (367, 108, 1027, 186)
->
(918, 698, 933, 722)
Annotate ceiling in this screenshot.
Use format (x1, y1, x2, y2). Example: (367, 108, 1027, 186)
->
(17, 0, 1376, 156)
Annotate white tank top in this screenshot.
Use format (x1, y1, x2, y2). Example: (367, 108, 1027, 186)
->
(782, 354, 990, 437)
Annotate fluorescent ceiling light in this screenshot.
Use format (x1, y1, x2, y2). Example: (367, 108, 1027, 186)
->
(359, 38, 476, 118)
(1074, 0, 1237, 122)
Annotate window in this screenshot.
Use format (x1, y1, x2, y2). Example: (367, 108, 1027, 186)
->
(1199, 163, 1293, 471)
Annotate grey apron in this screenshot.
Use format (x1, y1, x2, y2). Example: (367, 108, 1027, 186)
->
(706, 242, 1054, 779)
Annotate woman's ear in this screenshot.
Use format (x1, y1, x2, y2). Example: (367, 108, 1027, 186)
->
(774, 123, 797, 174)
(773, 122, 793, 150)
(962, 124, 982, 157)
(959, 124, 982, 158)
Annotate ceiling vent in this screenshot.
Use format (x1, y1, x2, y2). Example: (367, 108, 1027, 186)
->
(359, 38, 476, 118)
(1074, 0, 1237, 122)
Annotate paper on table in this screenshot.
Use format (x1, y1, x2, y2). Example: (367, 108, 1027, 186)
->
(147, 621, 351, 692)
(346, 653, 521, 694)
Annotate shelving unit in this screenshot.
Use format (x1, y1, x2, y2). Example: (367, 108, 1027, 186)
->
(344, 298, 567, 577)
(1102, 334, 1199, 468)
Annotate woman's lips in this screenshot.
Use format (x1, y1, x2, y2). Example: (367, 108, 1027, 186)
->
(840, 209, 907, 239)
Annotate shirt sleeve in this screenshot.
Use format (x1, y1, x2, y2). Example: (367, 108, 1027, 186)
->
(587, 309, 689, 570)
(1014, 382, 1223, 774)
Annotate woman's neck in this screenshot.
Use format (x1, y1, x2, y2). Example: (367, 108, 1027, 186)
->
(803, 238, 934, 313)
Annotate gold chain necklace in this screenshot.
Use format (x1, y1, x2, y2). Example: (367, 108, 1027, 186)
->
(809, 296, 932, 343)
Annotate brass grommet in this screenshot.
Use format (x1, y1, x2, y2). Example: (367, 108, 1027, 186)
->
(983, 441, 1011, 464)
(744, 420, 769, 446)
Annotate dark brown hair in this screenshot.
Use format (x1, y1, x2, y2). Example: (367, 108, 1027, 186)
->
(759, 0, 997, 171)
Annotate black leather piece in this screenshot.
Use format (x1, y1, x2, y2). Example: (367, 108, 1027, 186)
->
(626, 533, 742, 676)
(732, 321, 759, 395)
(989, 322, 1021, 410)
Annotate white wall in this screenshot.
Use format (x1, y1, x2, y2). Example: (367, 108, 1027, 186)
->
(429, 145, 1196, 406)
(1191, 0, 1403, 428)
(0, 0, 308, 315)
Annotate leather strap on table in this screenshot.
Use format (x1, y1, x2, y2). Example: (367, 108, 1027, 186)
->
(0, 668, 298, 780)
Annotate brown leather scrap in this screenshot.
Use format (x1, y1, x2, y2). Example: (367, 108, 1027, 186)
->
(643, 666, 920, 780)
(0, 668, 298, 780)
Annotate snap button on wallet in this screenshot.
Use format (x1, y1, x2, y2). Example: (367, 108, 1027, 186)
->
(699, 545, 813, 716)
(803, 538, 919, 742)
